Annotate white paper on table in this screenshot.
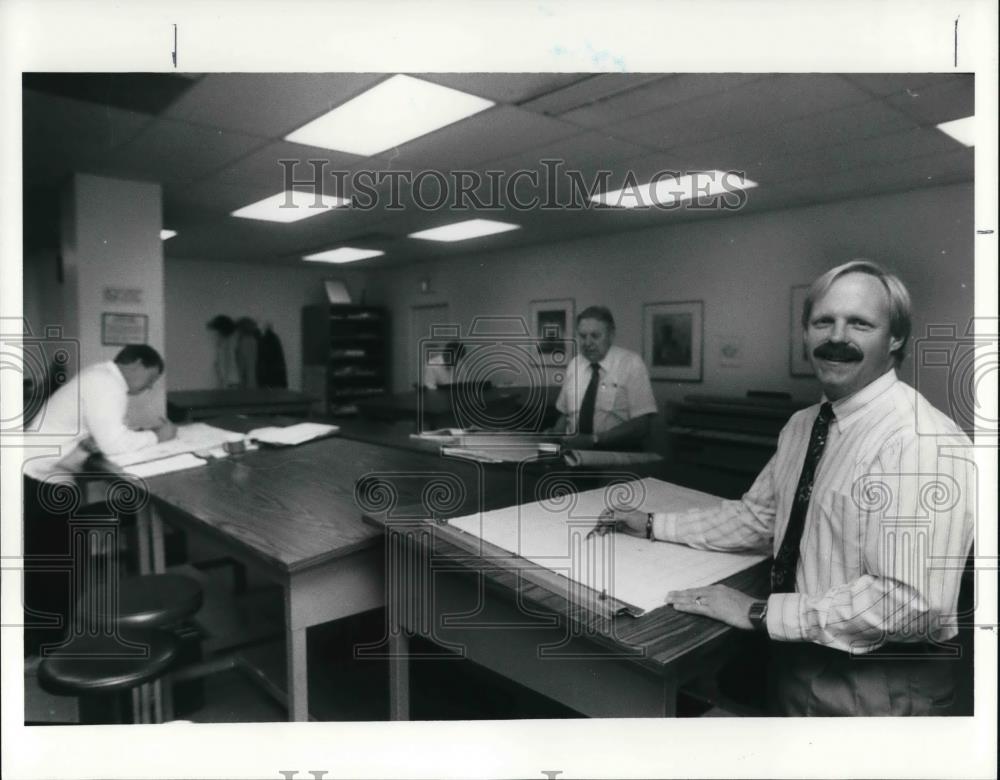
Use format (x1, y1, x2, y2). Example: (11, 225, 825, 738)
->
(446, 477, 766, 615)
(122, 453, 207, 478)
(109, 423, 246, 467)
(247, 422, 339, 446)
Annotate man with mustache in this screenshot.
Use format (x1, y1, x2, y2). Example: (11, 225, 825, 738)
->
(552, 305, 657, 450)
(594, 260, 974, 715)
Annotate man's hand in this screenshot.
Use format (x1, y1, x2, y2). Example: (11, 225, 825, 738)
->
(586, 508, 648, 539)
(665, 585, 757, 630)
(154, 420, 177, 442)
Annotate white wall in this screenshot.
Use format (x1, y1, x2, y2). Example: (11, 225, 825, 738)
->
(369, 183, 974, 417)
(59, 174, 166, 424)
(163, 259, 372, 391)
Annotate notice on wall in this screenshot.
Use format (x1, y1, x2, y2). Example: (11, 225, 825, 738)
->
(103, 286, 144, 304)
(101, 312, 148, 345)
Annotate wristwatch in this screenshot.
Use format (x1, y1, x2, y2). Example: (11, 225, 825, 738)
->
(748, 600, 769, 632)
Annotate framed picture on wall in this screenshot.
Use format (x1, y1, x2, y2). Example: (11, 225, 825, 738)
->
(643, 301, 703, 381)
(529, 298, 574, 366)
(101, 312, 148, 346)
(789, 285, 815, 376)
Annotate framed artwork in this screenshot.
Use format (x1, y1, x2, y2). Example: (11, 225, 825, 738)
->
(529, 298, 574, 366)
(643, 301, 703, 381)
(101, 312, 148, 346)
(789, 285, 815, 376)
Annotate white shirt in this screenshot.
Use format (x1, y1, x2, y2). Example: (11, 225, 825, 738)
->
(653, 369, 974, 652)
(556, 345, 658, 434)
(24, 361, 158, 481)
(423, 354, 455, 390)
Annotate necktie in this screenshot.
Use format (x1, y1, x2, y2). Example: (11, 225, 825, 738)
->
(771, 402, 835, 593)
(577, 363, 601, 435)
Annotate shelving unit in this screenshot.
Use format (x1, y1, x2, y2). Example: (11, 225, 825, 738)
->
(302, 304, 390, 416)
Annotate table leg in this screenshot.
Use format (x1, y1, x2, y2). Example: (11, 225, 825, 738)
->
(150, 505, 166, 573)
(285, 625, 309, 721)
(135, 505, 152, 575)
(661, 674, 679, 717)
(388, 631, 410, 720)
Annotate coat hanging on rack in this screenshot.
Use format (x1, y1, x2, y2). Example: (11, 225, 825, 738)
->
(257, 325, 288, 388)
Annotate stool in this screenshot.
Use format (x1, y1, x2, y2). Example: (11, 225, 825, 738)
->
(79, 573, 204, 630)
(37, 630, 179, 724)
(68, 574, 205, 722)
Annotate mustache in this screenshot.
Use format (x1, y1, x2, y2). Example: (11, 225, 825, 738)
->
(813, 341, 864, 362)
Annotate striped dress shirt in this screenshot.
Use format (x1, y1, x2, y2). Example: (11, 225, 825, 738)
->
(652, 369, 975, 653)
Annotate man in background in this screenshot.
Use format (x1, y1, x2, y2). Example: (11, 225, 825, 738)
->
(423, 340, 465, 390)
(552, 306, 657, 451)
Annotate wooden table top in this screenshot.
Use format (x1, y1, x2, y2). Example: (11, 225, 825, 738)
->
(364, 497, 769, 675)
(137, 434, 493, 575)
(133, 415, 578, 577)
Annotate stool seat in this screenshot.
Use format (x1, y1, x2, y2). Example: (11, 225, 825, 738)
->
(81, 574, 203, 630)
(38, 631, 178, 696)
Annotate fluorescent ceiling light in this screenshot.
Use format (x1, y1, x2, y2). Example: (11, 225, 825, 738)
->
(936, 116, 974, 147)
(408, 219, 521, 243)
(303, 247, 385, 264)
(284, 74, 494, 156)
(590, 170, 758, 208)
(231, 190, 348, 223)
(159, 229, 177, 240)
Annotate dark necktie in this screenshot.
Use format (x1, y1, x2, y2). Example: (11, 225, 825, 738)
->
(578, 363, 601, 435)
(771, 401, 835, 593)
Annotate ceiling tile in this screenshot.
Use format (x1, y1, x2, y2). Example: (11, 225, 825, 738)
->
(163, 73, 387, 137)
(844, 72, 968, 97)
(112, 119, 266, 185)
(22, 90, 158, 186)
(414, 73, 589, 104)
(558, 74, 764, 128)
(884, 76, 975, 124)
(198, 140, 369, 194)
(487, 130, 649, 174)
(601, 74, 875, 150)
(386, 105, 581, 169)
(23, 89, 153, 153)
(521, 74, 665, 116)
(664, 99, 917, 175)
(23, 73, 196, 115)
(766, 147, 973, 206)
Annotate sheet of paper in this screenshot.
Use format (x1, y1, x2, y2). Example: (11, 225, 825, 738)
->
(412, 428, 467, 439)
(441, 444, 554, 463)
(122, 453, 207, 478)
(109, 423, 245, 466)
(247, 422, 339, 446)
(562, 450, 663, 467)
(446, 477, 766, 615)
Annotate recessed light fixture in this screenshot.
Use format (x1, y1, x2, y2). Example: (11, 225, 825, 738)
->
(303, 247, 385, 264)
(159, 229, 177, 240)
(590, 170, 758, 208)
(408, 219, 521, 243)
(284, 74, 495, 156)
(936, 116, 974, 147)
(231, 190, 348, 223)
